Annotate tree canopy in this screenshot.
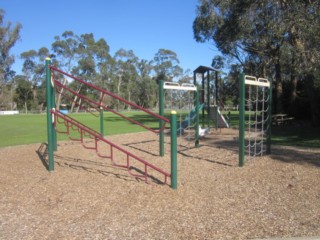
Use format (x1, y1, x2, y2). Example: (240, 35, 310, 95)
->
(193, 0, 320, 126)
(0, 9, 21, 109)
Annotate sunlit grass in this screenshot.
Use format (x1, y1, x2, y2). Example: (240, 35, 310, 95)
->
(0, 111, 319, 148)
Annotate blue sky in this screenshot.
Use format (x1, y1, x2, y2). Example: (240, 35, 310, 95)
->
(2, 0, 220, 75)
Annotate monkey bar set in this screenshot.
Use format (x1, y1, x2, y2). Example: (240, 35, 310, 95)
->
(45, 58, 177, 189)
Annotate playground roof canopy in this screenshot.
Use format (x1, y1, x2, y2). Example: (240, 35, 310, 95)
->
(193, 65, 217, 74)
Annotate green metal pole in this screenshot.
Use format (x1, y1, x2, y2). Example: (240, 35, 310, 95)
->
(170, 111, 177, 189)
(215, 71, 219, 130)
(202, 73, 205, 128)
(100, 107, 104, 137)
(195, 85, 200, 147)
(239, 73, 245, 167)
(266, 79, 272, 154)
(52, 84, 57, 151)
(207, 71, 211, 129)
(159, 80, 165, 157)
(45, 58, 54, 171)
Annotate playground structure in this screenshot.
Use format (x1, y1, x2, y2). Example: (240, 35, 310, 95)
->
(45, 58, 178, 189)
(45, 58, 273, 189)
(192, 67, 272, 166)
(193, 66, 230, 131)
(159, 81, 203, 144)
(238, 73, 272, 166)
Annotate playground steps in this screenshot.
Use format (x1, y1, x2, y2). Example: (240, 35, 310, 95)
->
(52, 110, 171, 185)
(208, 106, 229, 128)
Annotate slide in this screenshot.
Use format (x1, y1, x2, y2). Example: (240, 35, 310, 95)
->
(208, 106, 229, 128)
(177, 103, 204, 133)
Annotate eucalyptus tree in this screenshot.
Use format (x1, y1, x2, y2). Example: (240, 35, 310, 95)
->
(113, 49, 139, 109)
(153, 48, 183, 82)
(136, 59, 157, 108)
(193, 0, 287, 111)
(20, 47, 49, 110)
(13, 75, 33, 113)
(51, 31, 81, 72)
(52, 32, 113, 110)
(0, 9, 22, 109)
(283, 1, 320, 125)
(93, 38, 113, 90)
(193, 0, 320, 125)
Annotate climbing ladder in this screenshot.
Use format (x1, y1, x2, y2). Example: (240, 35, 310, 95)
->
(52, 110, 170, 184)
(46, 62, 175, 186)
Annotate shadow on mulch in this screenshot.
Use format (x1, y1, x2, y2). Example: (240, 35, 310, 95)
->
(36, 142, 49, 170)
(35, 142, 167, 186)
(54, 153, 142, 183)
(124, 138, 235, 167)
(270, 147, 320, 167)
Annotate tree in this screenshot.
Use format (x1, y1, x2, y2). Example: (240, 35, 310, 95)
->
(193, 0, 320, 126)
(13, 75, 33, 113)
(20, 47, 49, 111)
(0, 9, 22, 108)
(153, 49, 183, 82)
(113, 49, 139, 110)
(51, 31, 81, 72)
(136, 59, 157, 108)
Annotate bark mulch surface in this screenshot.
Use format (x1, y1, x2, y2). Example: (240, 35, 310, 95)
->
(1, 130, 319, 240)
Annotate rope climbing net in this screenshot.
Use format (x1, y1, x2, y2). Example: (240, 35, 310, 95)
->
(239, 74, 272, 166)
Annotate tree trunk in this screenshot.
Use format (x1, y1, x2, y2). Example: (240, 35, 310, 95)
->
(56, 78, 67, 110)
(274, 60, 283, 113)
(117, 75, 122, 111)
(70, 85, 82, 112)
(127, 89, 131, 110)
(76, 98, 82, 113)
(304, 74, 320, 127)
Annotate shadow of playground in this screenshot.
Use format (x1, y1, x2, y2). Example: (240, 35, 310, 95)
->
(36, 143, 141, 183)
(270, 145, 320, 167)
(206, 138, 320, 168)
(36, 142, 167, 185)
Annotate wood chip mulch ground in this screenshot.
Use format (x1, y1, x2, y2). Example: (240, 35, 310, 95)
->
(0, 129, 319, 240)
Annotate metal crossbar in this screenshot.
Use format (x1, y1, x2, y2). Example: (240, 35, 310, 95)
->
(52, 110, 171, 184)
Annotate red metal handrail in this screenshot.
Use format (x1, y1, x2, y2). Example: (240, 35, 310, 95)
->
(50, 66, 169, 134)
(52, 110, 170, 184)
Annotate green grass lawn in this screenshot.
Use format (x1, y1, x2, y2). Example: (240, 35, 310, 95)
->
(0, 114, 48, 147)
(0, 111, 167, 148)
(0, 111, 319, 148)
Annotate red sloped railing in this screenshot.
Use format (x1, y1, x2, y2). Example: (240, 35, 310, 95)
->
(50, 66, 169, 134)
(52, 110, 171, 184)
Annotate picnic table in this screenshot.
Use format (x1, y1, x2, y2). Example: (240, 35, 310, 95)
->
(272, 114, 295, 126)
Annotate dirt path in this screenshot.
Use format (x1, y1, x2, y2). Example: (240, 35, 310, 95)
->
(0, 131, 319, 239)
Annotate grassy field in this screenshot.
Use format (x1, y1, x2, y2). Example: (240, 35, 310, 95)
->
(0, 111, 168, 148)
(0, 111, 319, 148)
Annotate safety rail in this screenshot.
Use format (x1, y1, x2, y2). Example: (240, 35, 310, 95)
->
(52, 110, 171, 184)
(50, 66, 169, 134)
